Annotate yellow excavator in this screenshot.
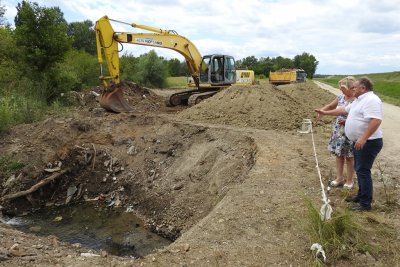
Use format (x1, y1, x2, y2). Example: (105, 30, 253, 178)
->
(95, 16, 255, 112)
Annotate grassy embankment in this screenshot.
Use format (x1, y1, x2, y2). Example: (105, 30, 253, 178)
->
(166, 76, 190, 88)
(316, 72, 400, 106)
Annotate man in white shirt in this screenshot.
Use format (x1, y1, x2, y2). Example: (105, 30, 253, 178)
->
(315, 77, 383, 211)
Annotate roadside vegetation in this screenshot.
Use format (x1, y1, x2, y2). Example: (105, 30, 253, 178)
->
(316, 72, 400, 106)
(304, 197, 399, 266)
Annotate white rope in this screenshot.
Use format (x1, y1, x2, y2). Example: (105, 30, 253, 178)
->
(300, 121, 331, 262)
(309, 123, 332, 221)
(299, 120, 332, 221)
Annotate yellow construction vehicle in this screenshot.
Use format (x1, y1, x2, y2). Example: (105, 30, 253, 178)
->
(95, 16, 255, 112)
(269, 68, 307, 85)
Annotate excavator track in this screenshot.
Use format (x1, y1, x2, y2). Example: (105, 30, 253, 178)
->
(187, 91, 219, 106)
(165, 88, 220, 107)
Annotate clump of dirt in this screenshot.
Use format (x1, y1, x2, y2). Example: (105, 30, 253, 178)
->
(116, 81, 165, 113)
(68, 81, 167, 113)
(178, 83, 334, 130)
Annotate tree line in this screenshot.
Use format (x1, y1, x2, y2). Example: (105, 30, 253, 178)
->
(0, 0, 318, 131)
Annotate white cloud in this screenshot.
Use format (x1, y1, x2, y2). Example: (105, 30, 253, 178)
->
(2, 0, 400, 74)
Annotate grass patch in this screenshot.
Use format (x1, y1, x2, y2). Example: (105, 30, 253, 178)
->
(304, 196, 400, 266)
(0, 94, 72, 133)
(304, 197, 370, 266)
(0, 94, 48, 133)
(166, 76, 190, 88)
(0, 155, 25, 180)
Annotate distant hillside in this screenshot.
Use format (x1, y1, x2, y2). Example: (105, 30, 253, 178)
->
(315, 71, 400, 106)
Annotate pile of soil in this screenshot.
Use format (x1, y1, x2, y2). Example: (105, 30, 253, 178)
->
(68, 81, 166, 113)
(178, 83, 334, 130)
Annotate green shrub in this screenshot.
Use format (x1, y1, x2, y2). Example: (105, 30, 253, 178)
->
(132, 50, 168, 88)
(57, 50, 99, 90)
(0, 97, 12, 132)
(0, 93, 46, 133)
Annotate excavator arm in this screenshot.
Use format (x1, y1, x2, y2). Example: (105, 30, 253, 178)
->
(96, 16, 202, 91)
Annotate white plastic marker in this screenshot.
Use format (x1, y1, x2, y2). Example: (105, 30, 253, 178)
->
(311, 243, 326, 262)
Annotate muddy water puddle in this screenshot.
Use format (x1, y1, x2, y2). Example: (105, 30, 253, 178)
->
(3, 204, 171, 258)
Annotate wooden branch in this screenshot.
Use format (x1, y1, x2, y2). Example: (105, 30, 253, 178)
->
(0, 168, 70, 203)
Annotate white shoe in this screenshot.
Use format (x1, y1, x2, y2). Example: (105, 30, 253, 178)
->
(330, 180, 344, 187)
(343, 182, 354, 189)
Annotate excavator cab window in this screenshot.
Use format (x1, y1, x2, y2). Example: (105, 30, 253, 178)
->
(224, 56, 236, 83)
(210, 55, 225, 84)
(200, 55, 236, 85)
(200, 56, 211, 83)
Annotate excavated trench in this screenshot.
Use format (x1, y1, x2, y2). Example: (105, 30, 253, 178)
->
(0, 112, 256, 257)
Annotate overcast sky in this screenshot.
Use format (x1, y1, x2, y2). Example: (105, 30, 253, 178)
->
(3, 0, 400, 75)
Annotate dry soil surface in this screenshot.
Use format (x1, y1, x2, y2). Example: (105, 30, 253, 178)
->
(0, 82, 399, 266)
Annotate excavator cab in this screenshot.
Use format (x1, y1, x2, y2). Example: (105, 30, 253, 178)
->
(199, 55, 236, 85)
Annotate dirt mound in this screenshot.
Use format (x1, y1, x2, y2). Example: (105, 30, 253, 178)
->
(68, 81, 165, 113)
(117, 81, 165, 112)
(178, 83, 334, 130)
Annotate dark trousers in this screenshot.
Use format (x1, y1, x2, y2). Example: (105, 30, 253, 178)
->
(353, 138, 383, 208)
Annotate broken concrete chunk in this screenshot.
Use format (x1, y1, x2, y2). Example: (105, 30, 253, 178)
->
(127, 145, 136, 155)
(80, 252, 100, 257)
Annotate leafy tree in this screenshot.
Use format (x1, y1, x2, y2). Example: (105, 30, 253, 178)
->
(294, 52, 319, 79)
(271, 56, 294, 71)
(0, 28, 22, 93)
(167, 58, 189, 77)
(132, 50, 167, 88)
(253, 57, 273, 76)
(67, 20, 96, 54)
(14, 1, 71, 73)
(179, 61, 189, 76)
(237, 56, 258, 69)
(120, 53, 139, 81)
(0, 0, 10, 27)
(168, 58, 181, 76)
(56, 49, 99, 90)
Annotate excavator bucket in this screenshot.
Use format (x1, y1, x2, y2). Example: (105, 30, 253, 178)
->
(99, 85, 134, 113)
